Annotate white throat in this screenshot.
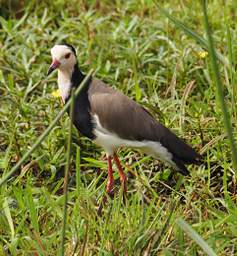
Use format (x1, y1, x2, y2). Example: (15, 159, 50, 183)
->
(57, 68, 73, 103)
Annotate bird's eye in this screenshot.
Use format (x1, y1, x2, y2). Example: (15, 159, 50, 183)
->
(65, 53, 71, 59)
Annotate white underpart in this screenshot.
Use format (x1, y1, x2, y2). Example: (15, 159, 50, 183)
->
(57, 69, 72, 103)
(50, 45, 76, 103)
(92, 114, 174, 164)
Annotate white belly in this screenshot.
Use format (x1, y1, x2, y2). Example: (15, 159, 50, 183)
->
(92, 114, 173, 164)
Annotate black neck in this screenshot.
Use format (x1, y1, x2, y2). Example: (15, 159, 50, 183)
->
(66, 62, 95, 140)
(71, 63, 86, 88)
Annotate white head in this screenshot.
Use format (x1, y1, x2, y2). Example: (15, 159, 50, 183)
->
(47, 44, 77, 75)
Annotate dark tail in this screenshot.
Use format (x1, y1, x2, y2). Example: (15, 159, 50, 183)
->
(172, 157, 202, 176)
(158, 124, 203, 176)
(172, 152, 203, 176)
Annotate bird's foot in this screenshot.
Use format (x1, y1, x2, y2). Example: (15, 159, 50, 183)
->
(97, 183, 114, 216)
(120, 174, 127, 194)
(106, 179, 114, 198)
(97, 195, 108, 216)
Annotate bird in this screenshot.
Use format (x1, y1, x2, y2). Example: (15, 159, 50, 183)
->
(47, 43, 202, 196)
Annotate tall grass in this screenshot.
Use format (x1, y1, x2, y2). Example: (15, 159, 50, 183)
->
(156, 0, 237, 171)
(201, 0, 237, 171)
(0, 1, 236, 255)
(60, 88, 75, 256)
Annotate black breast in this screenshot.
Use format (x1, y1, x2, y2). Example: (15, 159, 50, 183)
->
(65, 64, 95, 140)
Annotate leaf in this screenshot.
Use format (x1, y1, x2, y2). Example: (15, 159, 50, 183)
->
(82, 157, 106, 168)
(176, 218, 217, 256)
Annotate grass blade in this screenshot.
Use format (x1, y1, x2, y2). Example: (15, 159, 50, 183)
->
(152, 200, 177, 252)
(59, 88, 75, 256)
(226, 25, 237, 119)
(201, 0, 237, 171)
(3, 198, 15, 240)
(26, 186, 39, 234)
(176, 218, 216, 256)
(0, 69, 94, 187)
(76, 146, 82, 196)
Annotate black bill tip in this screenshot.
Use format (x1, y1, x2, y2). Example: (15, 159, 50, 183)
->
(47, 66, 55, 76)
(47, 60, 60, 76)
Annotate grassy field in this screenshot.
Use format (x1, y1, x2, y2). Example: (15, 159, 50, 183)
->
(0, 0, 237, 255)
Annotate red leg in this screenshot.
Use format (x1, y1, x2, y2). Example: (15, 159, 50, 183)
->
(97, 156, 114, 216)
(113, 153, 127, 193)
(106, 155, 114, 196)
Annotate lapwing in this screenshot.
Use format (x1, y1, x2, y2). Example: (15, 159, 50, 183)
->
(47, 43, 202, 196)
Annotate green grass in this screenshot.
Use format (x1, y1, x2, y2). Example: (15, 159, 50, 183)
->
(0, 0, 237, 255)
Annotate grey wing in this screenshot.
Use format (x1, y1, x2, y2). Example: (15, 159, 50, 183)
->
(88, 79, 158, 141)
(88, 79, 202, 167)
